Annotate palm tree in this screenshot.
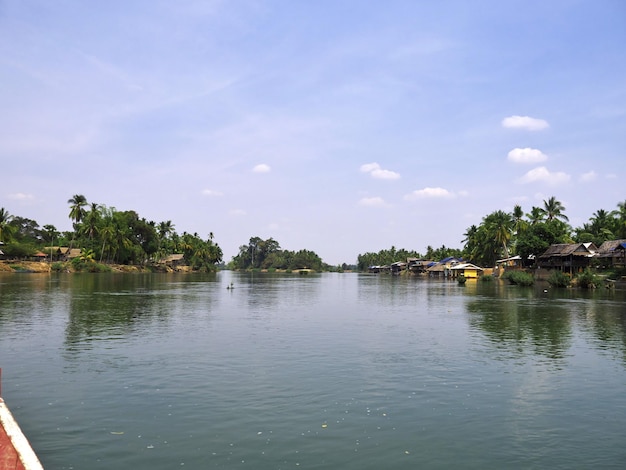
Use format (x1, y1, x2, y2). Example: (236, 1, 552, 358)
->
(68, 194, 88, 227)
(83, 203, 102, 243)
(43, 224, 58, 262)
(485, 210, 514, 259)
(99, 221, 115, 263)
(614, 200, 626, 238)
(0, 207, 15, 244)
(527, 206, 544, 225)
(511, 205, 524, 230)
(67, 194, 88, 251)
(539, 196, 569, 222)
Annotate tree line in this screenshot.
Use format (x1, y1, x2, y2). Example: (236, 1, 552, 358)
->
(228, 236, 327, 271)
(1, 195, 625, 271)
(0, 195, 223, 271)
(461, 197, 626, 267)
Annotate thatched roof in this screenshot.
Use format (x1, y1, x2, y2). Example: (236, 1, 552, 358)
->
(539, 242, 597, 259)
(597, 239, 626, 255)
(427, 263, 445, 272)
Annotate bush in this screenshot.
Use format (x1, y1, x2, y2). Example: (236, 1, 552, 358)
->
(575, 268, 600, 289)
(51, 262, 66, 272)
(547, 270, 570, 288)
(479, 275, 493, 282)
(70, 257, 111, 273)
(503, 270, 534, 286)
(2, 242, 36, 258)
(605, 267, 626, 281)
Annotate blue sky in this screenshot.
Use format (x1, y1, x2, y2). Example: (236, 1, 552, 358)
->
(1, 0, 625, 265)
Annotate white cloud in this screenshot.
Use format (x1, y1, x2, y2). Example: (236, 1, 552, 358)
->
(519, 166, 570, 185)
(201, 189, 223, 196)
(404, 187, 455, 200)
(606, 173, 617, 179)
(253, 163, 271, 173)
(229, 209, 247, 216)
(579, 171, 597, 182)
(358, 196, 387, 207)
(371, 168, 400, 180)
(360, 162, 400, 180)
(8, 192, 35, 200)
(507, 147, 548, 164)
(502, 115, 549, 131)
(360, 162, 380, 173)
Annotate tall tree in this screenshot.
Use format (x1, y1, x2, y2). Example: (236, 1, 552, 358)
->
(67, 194, 88, 251)
(83, 202, 102, 243)
(527, 206, 544, 225)
(539, 196, 569, 222)
(68, 194, 88, 227)
(613, 200, 626, 238)
(0, 207, 15, 243)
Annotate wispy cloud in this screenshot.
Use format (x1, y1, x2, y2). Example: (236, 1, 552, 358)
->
(507, 148, 548, 164)
(8, 192, 35, 201)
(201, 189, 223, 196)
(519, 167, 570, 185)
(360, 162, 400, 180)
(229, 209, 247, 216)
(404, 187, 455, 200)
(579, 171, 597, 182)
(502, 115, 549, 131)
(253, 163, 271, 173)
(358, 196, 388, 207)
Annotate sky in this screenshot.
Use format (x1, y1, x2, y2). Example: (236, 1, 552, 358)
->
(1, 0, 625, 265)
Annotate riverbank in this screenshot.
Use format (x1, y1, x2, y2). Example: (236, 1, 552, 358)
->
(0, 261, 192, 274)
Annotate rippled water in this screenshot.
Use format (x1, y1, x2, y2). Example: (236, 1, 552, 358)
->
(1, 272, 625, 469)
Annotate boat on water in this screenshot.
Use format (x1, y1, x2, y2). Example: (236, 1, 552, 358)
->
(0, 371, 44, 470)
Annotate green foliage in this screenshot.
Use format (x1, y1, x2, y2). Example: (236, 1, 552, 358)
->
(1, 242, 37, 258)
(462, 210, 514, 267)
(70, 257, 111, 273)
(605, 267, 626, 281)
(51, 262, 66, 272)
(575, 268, 600, 289)
(357, 246, 424, 272)
(457, 274, 466, 284)
(231, 237, 323, 271)
(8, 216, 44, 243)
(180, 231, 223, 271)
(0, 207, 16, 243)
(547, 270, 571, 288)
(515, 220, 570, 262)
(503, 270, 534, 286)
(479, 274, 493, 282)
(425, 245, 463, 261)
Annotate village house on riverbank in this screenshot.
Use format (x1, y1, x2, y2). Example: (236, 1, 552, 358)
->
(368, 238, 626, 279)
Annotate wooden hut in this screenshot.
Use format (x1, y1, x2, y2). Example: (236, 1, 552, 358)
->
(537, 242, 598, 274)
(596, 239, 626, 268)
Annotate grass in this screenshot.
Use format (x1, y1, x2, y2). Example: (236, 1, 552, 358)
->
(503, 270, 534, 286)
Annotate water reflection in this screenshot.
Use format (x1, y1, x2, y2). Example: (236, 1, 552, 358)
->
(64, 273, 219, 356)
(466, 282, 626, 366)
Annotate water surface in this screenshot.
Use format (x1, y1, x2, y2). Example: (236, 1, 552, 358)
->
(1, 272, 625, 469)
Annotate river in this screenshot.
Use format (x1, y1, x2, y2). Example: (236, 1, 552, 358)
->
(1, 272, 625, 469)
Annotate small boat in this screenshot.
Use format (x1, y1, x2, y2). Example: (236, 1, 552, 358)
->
(0, 371, 44, 470)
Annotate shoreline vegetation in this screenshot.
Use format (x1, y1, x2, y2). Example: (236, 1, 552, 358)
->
(1, 195, 625, 279)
